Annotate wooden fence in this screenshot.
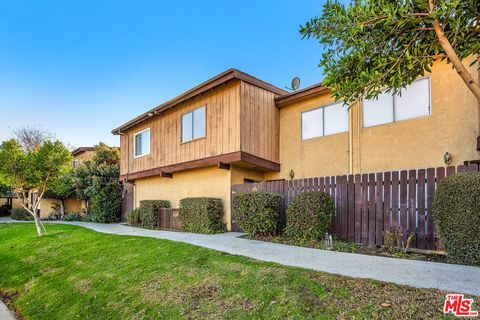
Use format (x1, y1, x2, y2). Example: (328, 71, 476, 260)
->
(157, 208, 182, 231)
(231, 164, 480, 250)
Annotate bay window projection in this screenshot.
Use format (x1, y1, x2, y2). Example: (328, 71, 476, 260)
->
(362, 77, 430, 127)
(302, 102, 349, 140)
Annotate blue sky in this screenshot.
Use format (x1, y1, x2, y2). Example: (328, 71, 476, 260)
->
(0, 0, 326, 147)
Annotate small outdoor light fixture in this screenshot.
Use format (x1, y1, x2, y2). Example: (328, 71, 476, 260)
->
(443, 152, 452, 165)
(289, 169, 295, 180)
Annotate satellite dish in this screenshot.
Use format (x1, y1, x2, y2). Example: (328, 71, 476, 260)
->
(285, 77, 301, 91)
(291, 77, 300, 91)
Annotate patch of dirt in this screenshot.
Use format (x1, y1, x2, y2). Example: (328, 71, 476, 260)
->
(74, 279, 93, 294)
(140, 273, 174, 303)
(0, 290, 24, 320)
(308, 272, 449, 319)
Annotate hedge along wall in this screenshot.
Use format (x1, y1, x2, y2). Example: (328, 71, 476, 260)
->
(139, 200, 171, 229)
(231, 164, 480, 250)
(433, 172, 480, 266)
(179, 197, 226, 234)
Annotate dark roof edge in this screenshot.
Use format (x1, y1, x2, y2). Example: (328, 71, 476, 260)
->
(111, 68, 287, 134)
(274, 83, 329, 107)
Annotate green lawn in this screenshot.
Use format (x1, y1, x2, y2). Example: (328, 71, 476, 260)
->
(0, 223, 453, 319)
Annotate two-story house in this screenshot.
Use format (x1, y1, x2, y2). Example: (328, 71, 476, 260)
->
(113, 59, 479, 230)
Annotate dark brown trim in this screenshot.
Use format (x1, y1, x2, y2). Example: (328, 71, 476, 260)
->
(477, 135, 480, 151)
(112, 69, 287, 134)
(275, 83, 329, 107)
(72, 147, 95, 156)
(161, 172, 173, 178)
(240, 152, 281, 172)
(218, 162, 231, 170)
(119, 151, 280, 181)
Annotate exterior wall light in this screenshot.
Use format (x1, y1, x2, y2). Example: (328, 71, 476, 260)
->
(289, 169, 295, 180)
(443, 152, 452, 165)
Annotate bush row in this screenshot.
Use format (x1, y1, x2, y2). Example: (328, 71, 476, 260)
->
(127, 200, 171, 229)
(11, 208, 35, 221)
(128, 197, 226, 234)
(0, 204, 11, 217)
(232, 191, 335, 242)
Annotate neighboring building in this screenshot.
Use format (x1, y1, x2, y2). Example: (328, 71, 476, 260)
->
(71, 147, 96, 168)
(113, 59, 480, 230)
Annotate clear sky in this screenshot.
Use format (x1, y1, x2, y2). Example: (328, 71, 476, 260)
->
(0, 0, 327, 148)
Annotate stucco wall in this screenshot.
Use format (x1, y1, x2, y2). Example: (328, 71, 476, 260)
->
(266, 59, 480, 180)
(134, 166, 233, 229)
(134, 165, 267, 230)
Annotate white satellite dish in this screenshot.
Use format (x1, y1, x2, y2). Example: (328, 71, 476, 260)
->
(285, 77, 301, 91)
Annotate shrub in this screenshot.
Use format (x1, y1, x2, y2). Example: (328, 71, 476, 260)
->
(179, 197, 226, 234)
(127, 208, 142, 227)
(63, 213, 83, 221)
(0, 204, 11, 216)
(11, 208, 35, 221)
(232, 191, 281, 237)
(139, 200, 171, 229)
(285, 191, 335, 242)
(48, 213, 59, 220)
(433, 172, 480, 266)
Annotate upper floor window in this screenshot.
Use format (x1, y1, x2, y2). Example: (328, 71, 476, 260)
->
(301, 101, 348, 140)
(362, 77, 430, 128)
(134, 128, 150, 158)
(182, 106, 206, 142)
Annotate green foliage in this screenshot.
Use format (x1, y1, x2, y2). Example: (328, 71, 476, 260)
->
(300, 0, 480, 104)
(285, 192, 335, 242)
(11, 208, 34, 221)
(63, 213, 83, 221)
(179, 197, 226, 234)
(72, 143, 122, 223)
(232, 191, 281, 237)
(127, 208, 142, 227)
(0, 204, 12, 217)
(433, 172, 480, 266)
(139, 200, 171, 229)
(47, 173, 76, 200)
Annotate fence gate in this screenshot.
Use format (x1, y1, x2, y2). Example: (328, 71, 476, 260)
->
(231, 164, 480, 250)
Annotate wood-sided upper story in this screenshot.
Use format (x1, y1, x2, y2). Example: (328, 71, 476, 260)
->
(112, 69, 287, 180)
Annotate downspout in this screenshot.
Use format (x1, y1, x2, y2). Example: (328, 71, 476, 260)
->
(357, 98, 362, 174)
(348, 106, 354, 174)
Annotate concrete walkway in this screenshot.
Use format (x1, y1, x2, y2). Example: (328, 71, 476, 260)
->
(1, 217, 479, 296)
(0, 300, 15, 320)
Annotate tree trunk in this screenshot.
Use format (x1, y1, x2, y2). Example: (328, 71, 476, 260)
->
(428, 0, 480, 101)
(60, 200, 65, 219)
(34, 215, 43, 237)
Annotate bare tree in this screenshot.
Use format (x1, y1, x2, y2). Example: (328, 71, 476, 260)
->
(13, 126, 54, 152)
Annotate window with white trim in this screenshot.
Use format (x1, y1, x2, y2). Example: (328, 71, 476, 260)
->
(302, 101, 348, 140)
(182, 106, 206, 142)
(134, 128, 150, 158)
(362, 77, 430, 128)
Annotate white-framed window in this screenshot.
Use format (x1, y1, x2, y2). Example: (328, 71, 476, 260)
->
(301, 101, 349, 140)
(134, 128, 150, 158)
(362, 77, 430, 128)
(182, 106, 206, 142)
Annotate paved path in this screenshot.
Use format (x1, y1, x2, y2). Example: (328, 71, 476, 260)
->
(0, 300, 15, 320)
(1, 218, 479, 296)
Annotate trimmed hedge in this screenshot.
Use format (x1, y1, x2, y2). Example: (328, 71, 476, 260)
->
(127, 208, 141, 227)
(139, 200, 171, 229)
(11, 208, 35, 221)
(63, 213, 83, 221)
(433, 172, 480, 266)
(232, 191, 281, 237)
(0, 204, 11, 217)
(179, 197, 226, 234)
(285, 191, 335, 241)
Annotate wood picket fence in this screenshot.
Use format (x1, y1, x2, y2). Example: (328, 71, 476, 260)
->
(231, 164, 480, 250)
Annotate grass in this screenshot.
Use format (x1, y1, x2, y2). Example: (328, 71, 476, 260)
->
(0, 223, 458, 320)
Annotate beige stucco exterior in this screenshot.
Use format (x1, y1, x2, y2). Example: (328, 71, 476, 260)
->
(120, 60, 480, 230)
(265, 59, 480, 180)
(133, 165, 267, 230)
